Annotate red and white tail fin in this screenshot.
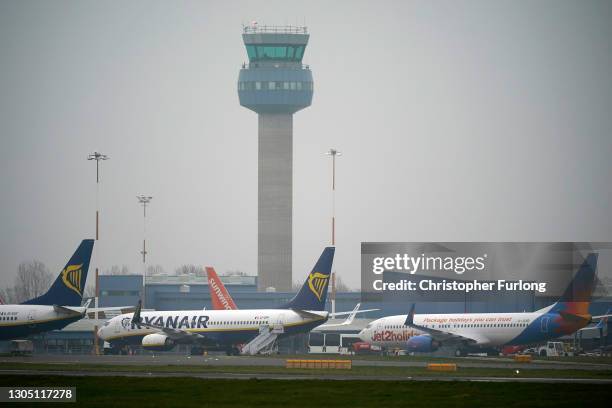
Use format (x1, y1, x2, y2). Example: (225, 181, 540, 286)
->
(205, 267, 238, 310)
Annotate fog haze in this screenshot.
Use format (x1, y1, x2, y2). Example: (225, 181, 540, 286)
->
(1, 0, 611, 290)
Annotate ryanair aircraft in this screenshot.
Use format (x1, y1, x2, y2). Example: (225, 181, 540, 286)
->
(0, 240, 95, 340)
(98, 247, 339, 355)
(359, 253, 612, 356)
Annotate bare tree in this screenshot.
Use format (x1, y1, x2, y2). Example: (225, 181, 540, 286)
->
(104, 265, 130, 275)
(0, 261, 53, 304)
(14, 260, 53, 302)
(0, 287, 17, 304)
(146, 264, 165, 276)
(222, 269, 248, 277)
(175, 265, 204, 276)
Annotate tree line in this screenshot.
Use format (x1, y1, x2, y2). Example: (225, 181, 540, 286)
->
(0, 261, 257, 304)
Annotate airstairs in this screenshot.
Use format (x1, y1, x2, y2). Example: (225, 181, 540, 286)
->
(241, 324, 284, 355)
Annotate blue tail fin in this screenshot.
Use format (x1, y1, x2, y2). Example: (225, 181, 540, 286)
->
(284, 247, 335, 311)
(22, 239, 95, 306)
(549, 253, 598, 314)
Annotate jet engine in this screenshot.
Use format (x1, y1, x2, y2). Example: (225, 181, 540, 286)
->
(141, 333, 175, 351)
(406, 335, 439, 352)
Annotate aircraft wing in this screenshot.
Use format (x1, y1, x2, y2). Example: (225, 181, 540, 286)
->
(156, 326, 206, 341)
(403, 304, 482, 346)
(329, 308, 379, 318)
(320, 303, 367, 328)
(129, 300, 206, 341)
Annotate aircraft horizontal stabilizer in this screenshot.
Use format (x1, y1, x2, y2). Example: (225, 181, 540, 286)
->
(53, 305, 84, 315)
(291, 309, 327, 320)
(559, 311, 591, 323)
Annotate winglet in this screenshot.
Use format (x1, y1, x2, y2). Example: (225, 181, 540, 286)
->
(404, 304, 416, 326)
(345, 303, 360, 325)
(82, 298, 93, 311)
(131, 299, 142, 326)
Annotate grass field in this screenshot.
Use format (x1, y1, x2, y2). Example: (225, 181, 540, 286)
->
(2, 361, 612, 380)
(1, 375, 611, 407)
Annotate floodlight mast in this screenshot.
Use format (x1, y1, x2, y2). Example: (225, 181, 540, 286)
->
(326, 148, 341, 315)
(87, 152, 109, 240)
(87, 151, 109, 355)
(137, 195, 153, 307)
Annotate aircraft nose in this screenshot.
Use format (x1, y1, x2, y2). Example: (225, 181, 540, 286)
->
(97, 326, 105, 339)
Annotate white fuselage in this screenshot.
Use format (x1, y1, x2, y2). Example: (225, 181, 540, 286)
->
(0, 304, 85, 340)
(360, 310, 544, 349)
(97, 308, 328, 345)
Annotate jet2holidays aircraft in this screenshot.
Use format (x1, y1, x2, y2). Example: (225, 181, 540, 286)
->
(360, 254, 612, 356)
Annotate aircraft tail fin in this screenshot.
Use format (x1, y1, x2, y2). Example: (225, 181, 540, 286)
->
(550, 253, 598, 315)
(284, 247, 335, 311)
(404, 304, 416, 326)
(205, 267, 238, 310)
(22, 239, 94, 306)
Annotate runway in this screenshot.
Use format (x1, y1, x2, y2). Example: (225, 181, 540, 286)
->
(1, 368, 612, 384)
(2, 353, 611, 371)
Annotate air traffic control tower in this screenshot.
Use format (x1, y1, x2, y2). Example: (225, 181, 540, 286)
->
(238, 25, 313, 292)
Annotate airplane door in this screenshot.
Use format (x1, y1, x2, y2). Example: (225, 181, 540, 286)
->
(540, 316, 549, 333)
(27, 310, 35, 327)
(272, 313, 285, 334)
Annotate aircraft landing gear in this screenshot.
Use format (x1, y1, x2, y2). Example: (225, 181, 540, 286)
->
(190, 346, 204, 355)
(225, 347, 240, 356)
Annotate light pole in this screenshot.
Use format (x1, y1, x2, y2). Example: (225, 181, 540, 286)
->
(87, 151, 108, 355)
(87, 152, 109, 240)
(326, 148, 341, 315)
(137, 195, 153, 308)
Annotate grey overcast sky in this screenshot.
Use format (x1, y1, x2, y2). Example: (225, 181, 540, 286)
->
(1, 0, 611, 290)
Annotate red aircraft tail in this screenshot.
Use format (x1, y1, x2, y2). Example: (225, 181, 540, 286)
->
(205, 267, 238, 310)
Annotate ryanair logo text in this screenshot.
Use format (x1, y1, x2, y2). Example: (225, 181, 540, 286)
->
(130, 314, 209, 330)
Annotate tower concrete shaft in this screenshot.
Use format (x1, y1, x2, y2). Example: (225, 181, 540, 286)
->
(238, 25, 313, 292)
(258, 114, 292, 291)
